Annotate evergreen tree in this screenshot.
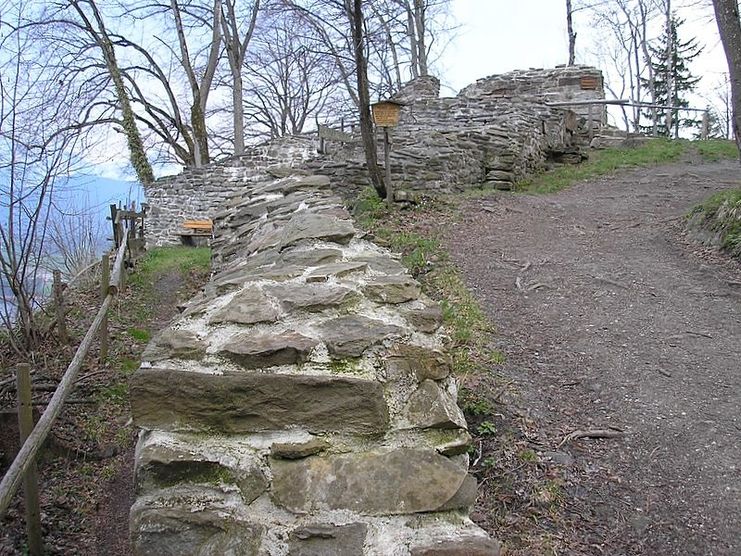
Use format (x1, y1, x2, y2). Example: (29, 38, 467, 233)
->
(641, 15, 703, 138)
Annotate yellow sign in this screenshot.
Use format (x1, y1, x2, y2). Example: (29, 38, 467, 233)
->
(371, 101, 402, 127)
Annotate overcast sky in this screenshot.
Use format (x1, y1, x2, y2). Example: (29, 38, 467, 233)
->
(441, 0, 728, 96)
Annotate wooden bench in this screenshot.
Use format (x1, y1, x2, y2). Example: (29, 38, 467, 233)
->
(179, 219, 213, 246)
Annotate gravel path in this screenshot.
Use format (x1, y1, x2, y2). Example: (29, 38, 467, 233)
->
(448, 161, 740, 556)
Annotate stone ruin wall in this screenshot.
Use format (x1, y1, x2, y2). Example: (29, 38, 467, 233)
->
(129, 168, 500, 555)
(144, 66, 605, 245)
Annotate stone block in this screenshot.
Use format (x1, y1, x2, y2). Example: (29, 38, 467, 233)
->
(363, 275, 421, 304)
(317, 315, 405, 357)
(280, 213, 355, 249)
(220, 330, 318, 369)
(208, 288, 279, 325)
(386, 344, 451, 381)
(410, 536, 501, 556)
(270, 437, 329, 460)
(404, 380, 467, 430)
(130, 368, 389, 434)
(288, 523, 367, 556)
(401, 302, 443, 333)
(271, 449, 471, 515)
(142, 329, 205, 362)
(305, 261, 368, 282)
(266, 283, 357, 312)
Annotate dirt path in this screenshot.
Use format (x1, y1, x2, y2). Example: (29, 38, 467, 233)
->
(448, 161, 740, 556)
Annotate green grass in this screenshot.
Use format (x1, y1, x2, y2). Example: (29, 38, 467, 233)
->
(690, 188, 741, 255)
(130, 246, 211, 286)
(127, 327, 151, 342)
(518, 138, 685, 194)
(696, 139, 739, 162)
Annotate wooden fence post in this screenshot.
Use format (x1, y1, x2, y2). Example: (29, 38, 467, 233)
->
(100, 254, 110, 363)
(16, 364, 43, 556)
(52, 270, 67, 344)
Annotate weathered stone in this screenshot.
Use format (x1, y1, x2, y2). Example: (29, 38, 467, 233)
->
(402, 302, 444, 333)
(266, 283, 357, 312)
(405, 380, 467, 430)
(318, 315, 405, 357)
(280, 213, 355, 250)
(288, 523, 367, 556)
(410, 536, 501, 556)
(246, 264, 305, 283)
(136, 442, 268, 504)
(209, 288, 279, 325)
(220, 330, 318, 368)
(352, 255, 407, 275)
(271, 449, 468, 515)
(142, 329, 205, 362)
(363, 275, 421, 304)
(438, 474, 478, 511)
(305, 261, 368, 282)
(130, 369, 389, 434)
(278, 248, 342, 268)
(386, 344, 451, 381)
(131, 506, 264, 556)
(436, 431, 473, 456)
(270, 438, 329, 460)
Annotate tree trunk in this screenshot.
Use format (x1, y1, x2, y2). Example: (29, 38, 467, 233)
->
(713, 0, 741, 159)
(414, 0, 428, 76)
(351, 0, 386, 198)
(566, 0, 576, 65)
(72, 1, 154, 184)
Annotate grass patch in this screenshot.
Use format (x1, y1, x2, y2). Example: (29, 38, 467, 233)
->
(518, 138, 685, 194)
(689, 188, 741, 256)
(130, 246, 211, 286)
(127, 327, 151, 342)
(695, 139, 738, 162)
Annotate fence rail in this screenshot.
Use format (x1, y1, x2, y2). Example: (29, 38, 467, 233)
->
(0, 208, 142, 553)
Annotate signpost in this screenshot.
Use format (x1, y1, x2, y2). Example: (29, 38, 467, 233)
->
(371, 100, 403, 207)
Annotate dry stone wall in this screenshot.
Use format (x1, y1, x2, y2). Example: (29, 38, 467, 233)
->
(130, 171, 499, 555)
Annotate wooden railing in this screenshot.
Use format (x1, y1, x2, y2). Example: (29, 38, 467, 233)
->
(0, 206, 143, 553)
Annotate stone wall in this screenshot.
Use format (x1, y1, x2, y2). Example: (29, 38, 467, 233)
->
(144, 66, 606, 244)
(129, 171, 499, 555)
(143, 136, 317, 245)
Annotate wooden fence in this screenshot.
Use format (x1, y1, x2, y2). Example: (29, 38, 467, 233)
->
(0, 207, 144, 554)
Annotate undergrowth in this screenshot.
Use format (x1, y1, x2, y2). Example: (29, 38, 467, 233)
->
(689, 188, 741, 257)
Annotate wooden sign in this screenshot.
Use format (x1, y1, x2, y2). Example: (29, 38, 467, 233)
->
(318, 125, 357, 143)
(371, 101, 402, 127)
(580, 75, 600, 90)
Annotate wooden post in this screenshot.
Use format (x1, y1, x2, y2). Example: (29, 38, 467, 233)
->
(109, 205, 118, 248)
(384, 127, 393, 207)
(16, 364, 43, 556)
(588, 104, 594, 143)
(52, 270, 67, 344)
(701, 110, 709, 140)
(99, 253, 109, 363)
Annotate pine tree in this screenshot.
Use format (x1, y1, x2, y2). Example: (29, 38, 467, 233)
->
(641, 15, 703, 138)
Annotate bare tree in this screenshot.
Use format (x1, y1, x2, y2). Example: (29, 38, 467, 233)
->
(220, 0, 261, 155)
(0, 3, 86, 354)
(712, 0, 741, 157)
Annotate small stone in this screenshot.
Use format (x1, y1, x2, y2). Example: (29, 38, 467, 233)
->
(352, 256, 406, 275)
(288, 523, 367, 556)
(410, 536, 501, 556)
(404, 380, 467, 430)
(271, 438, 329, 460)
(266, 283, 357, 312)
(221, 330, 317, 368)
(386, 344, 451, 381)
(142, 329, 205, 362)
(363, 275, 421, 304)
(543, 451, 574, 466)
(318, 315, 405, 357)
(278, 248, 343, 268)
(305, 261, 368, 283)
(402, 302, 444, 333)
(436, 431, 473, 456)
(209, 288, 279, 325)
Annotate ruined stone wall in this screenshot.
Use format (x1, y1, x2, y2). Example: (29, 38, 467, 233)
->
(143, 66, 605, 241)
(143, 136, 317, 245)
(129, 170, 499, 555)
